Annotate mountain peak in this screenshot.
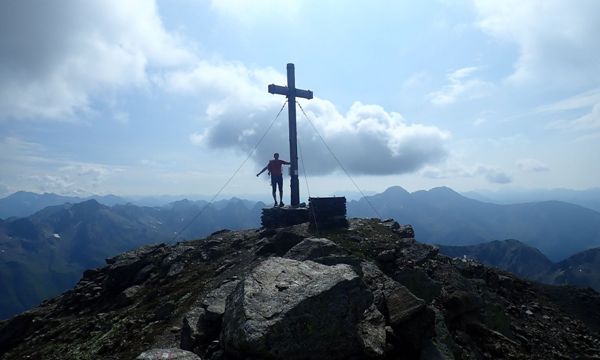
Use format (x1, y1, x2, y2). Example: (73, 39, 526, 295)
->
(381, 186, 410, 197)
(425, 186, 465, 199)
(72, 198, 102, 209)
(2, 219, 600, 359)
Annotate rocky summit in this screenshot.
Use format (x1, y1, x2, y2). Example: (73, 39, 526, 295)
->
(1, 219, 600, 359)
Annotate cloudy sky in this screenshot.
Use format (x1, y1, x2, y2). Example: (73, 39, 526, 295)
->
(1, 0, 599, 200)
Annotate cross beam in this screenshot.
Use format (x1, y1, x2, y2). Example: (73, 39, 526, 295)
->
(268, 63, 313, 207)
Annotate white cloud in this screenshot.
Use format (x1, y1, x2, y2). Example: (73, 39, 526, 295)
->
(541, 89, 600, 131)
(210, 0, 301, 23)
(113, 111, 130, 124)
(548, 104, 600, 131)
(472, 117, 487, 126)
(199, 97, 451, 175)
(473, 0, 600, 87)
(159, 58, 451, 176)
(0, 135, 123, 195)
(516, 158, 550, 173)
(0, 0, 194, 120)
(428, 67, 493, 106)
(423, 163, 512, 184)
(537, 88, 600, 113)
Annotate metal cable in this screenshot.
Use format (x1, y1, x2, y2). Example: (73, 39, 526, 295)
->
(298, 136, 319, 235)
(171, 100, 288, 242)
(297, 101, 382, 219)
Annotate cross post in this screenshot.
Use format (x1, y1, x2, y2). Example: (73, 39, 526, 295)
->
(268, 63, 313, 207)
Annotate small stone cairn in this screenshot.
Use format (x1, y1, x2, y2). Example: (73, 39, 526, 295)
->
(261, 197, 347, 230)
(308, 197, 348, 231)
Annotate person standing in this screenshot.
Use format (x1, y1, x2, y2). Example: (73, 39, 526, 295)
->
(256, 153, 290, 207)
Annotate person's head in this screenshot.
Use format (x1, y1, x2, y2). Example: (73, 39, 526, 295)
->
(273, 153, 279, 159)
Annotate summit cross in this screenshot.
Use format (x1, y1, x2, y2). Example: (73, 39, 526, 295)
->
(268, 63, 313, 207)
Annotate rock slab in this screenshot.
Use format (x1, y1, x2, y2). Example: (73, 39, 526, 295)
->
(221, 257, 377, 359)
(136, 348, 201, 359)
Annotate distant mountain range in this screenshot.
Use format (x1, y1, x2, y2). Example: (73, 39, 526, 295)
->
(463, 187, 600, 213)
(2, 186, 600, 319)
(0, 198, 263, 319)
(347, 186, 600, 261)
(0, 191, 265, 219)
(0, 191, 129, 219)
(439, 239, 600, 292)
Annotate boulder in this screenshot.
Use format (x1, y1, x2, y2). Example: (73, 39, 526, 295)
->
(394, 224, 415, 238)
(360, 262, 425, 324)
(392, 268, 441, 304)
(255, 230, 306, 256)
(283, 237, 348, 261)
(136, 348, 201, 359)
(181, 280, 240, 350)
(358, 304, 387, 358)
(397, 243, 439, 266)
(181, 307, 207, 351)
(116, 285, 143, 307)
(104, 244, 166, 292)
(360, 261, 435, 351)
(221, 257, 378, 359)
(202, 279, 240, 319)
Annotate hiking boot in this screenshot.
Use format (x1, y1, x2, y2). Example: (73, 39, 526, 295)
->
(274, 201, 278, 207)
(279, 202, 284, 207)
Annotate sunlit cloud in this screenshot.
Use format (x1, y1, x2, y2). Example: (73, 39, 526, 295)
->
(0, 0, 194, 120)
(423, 163, 512, 184)
(473, 0, 600, 87)
(516, 158, 550, 173)
(428, 67, 493, 106)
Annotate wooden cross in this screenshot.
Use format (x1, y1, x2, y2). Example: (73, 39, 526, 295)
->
(268, 63, 313, 207)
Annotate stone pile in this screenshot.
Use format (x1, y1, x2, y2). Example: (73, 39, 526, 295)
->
(308, 196, 348, 231)
(261, 206, 309, 228)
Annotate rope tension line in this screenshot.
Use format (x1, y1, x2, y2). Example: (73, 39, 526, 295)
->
(296, 101, 382, 219)
(297, 135, 319, 235)
(171, 100, 288, 242)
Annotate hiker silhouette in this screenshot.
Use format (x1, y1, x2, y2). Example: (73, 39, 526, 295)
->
(257, 153, 290, 207)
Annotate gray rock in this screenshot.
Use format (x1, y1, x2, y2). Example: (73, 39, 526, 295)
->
(255, 230, 306, 256)
(360, 262, 425, 324)
(136, 348, 201, 359)
(168, 262, 185, 277)
(181, 279, 241, 350)
(283, 237, 348, 261)
(394, 224, 415, 238)
(153, 301, 176, 321)
(360, 261, 435, 351)
(398, 243, 438, 266)
(116, 285, 142, 307)
(386, 287, 426, 325)
(104, 244, 165, 292)
(134, 263, 155, 283)
(202, 280, 240, 319)
(421, 308, 456, 360)
(181, 307, 206, 351)
(392, 268, 441, 304)
(221, 257, 374, 359)
(376, 249, 396, 263)
(358, 304, 387, 358)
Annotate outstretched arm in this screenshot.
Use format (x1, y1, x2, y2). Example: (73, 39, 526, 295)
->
(282, 160, 291, 165)
(256, 165, 269, 177)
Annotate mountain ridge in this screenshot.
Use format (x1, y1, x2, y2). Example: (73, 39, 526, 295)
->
(348, 186, 600, 261)
(1, 219, 599, 359)
(3, 186, 600, 319)
(0, 198, 264, 319)
(439, 239, 600, 293)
